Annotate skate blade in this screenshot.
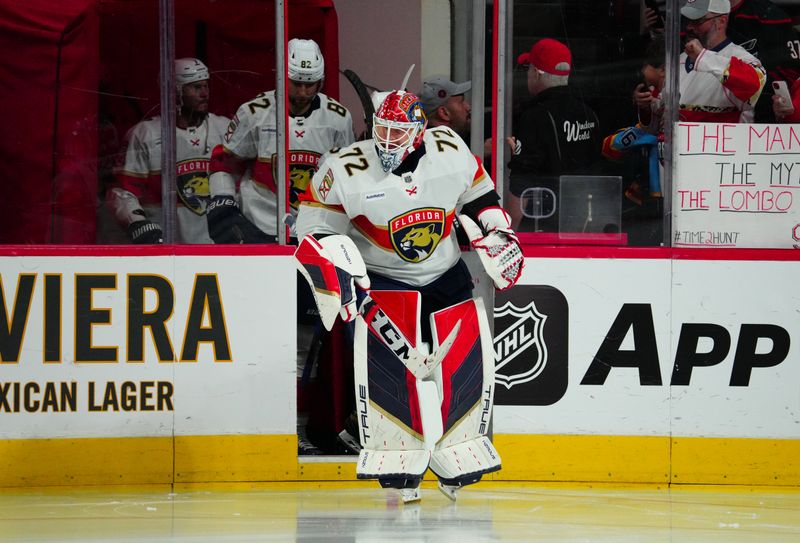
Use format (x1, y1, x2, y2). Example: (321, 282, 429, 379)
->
(400, 488, 421, 503)
(437, 481, 458, 502)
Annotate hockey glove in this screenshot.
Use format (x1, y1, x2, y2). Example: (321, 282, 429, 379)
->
(206, 195, 273, 244)
(127, 211, 163, 244)
(295, 234, 371, 330)
(459, 210, 524, 290)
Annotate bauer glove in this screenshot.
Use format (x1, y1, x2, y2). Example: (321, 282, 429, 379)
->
(206, 195, 273, 244)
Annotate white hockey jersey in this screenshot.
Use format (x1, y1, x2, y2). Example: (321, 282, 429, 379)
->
(679, 39, 766, 123)
(296, 126, 495, 286)
(113, 113, 229, 243)
(216, 91, 354, 236)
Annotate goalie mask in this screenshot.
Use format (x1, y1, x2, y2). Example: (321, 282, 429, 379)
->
(373, 90, 427, 172)
(288, 38, 325, 83)
(175, 58, 209, 92)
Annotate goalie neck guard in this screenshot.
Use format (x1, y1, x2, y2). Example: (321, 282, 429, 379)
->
(372, 90, 427, 172)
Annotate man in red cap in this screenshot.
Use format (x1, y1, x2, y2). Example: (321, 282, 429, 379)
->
(506, 38, 602, 232)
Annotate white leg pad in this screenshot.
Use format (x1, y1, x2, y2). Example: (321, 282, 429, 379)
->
(430, 436, 501, 483)
(353, 293, 433, 484)
(356, 448, 431, 481)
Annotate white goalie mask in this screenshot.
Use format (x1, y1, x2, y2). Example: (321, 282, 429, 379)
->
(288, 38, 325, 83)
(372, 90, 427, 172)
(175, 58, 209, 92)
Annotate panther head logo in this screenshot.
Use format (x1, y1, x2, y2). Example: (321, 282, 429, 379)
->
(389, 208, 446, 262)
(176, 168, 210, 216)
(400, 225, 441, 258)
(289, 165, 314, 209)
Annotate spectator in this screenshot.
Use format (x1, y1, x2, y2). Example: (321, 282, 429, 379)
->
(108, 58, 229, 244)
(678, 0, 767, 123)
(604, 37, 665, 210)
(645, 0, 793, 121)
(727, 0, 800, 122)
(419, 75, 519, 160)
(506, 38, 602, 232)
(206, 38, 354, 244)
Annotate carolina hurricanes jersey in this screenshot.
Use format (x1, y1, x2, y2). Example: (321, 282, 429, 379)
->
(679, 39, 766, 123)
(218, 91, 353, 236)
(114, 113, 229, 243)
(296, 126, 495, 286)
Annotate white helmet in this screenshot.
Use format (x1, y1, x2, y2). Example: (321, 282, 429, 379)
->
(175, 58, 209, 92)
(288, 38, 325, 83)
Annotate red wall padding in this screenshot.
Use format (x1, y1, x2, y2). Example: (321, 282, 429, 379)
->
(0, 0, 100, 244)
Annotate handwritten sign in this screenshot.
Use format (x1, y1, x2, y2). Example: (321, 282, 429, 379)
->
(674, 122, 800, 248)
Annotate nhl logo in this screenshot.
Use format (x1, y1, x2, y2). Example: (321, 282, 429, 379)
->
(494, 300, 548, 389)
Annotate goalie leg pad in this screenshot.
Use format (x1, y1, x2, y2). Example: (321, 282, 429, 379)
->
(430, 298, 496, 447)
(430, 435, 502, 485)
(355, 448, 430, 483)
(427, 298, 502, 483)
(353, 305, 429, 481)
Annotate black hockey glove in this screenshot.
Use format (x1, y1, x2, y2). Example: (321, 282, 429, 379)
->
(127, 211, 163, 244)
(206, 195, 273, 244)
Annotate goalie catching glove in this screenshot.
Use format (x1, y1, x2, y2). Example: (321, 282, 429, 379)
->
(294, 234, 371, 330)
(459, 208, 524, 290)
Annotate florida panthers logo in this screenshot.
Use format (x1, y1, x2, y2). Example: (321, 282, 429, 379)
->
(176, 159, 211, 215)
(270, 151, 321, 209)
(389, 207, 446, 262)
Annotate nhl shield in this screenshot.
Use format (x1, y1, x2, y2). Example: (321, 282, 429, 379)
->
(493, 285, 568, 406)
(494, 300, 548, 389)
(389, 207, 446, 263)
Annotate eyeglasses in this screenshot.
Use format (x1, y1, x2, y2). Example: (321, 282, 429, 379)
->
(686, 14, 724, 26)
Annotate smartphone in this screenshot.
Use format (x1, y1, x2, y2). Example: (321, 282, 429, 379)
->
(773, 81, 794, 115)
(773, 80, 792, 102)
(643, 0, 664, 29)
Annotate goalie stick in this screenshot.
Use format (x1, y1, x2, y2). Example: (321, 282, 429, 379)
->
(342, 69, 377, 139)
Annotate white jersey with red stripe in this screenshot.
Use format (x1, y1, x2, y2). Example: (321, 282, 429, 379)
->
(218, 91, 353, 235)
(296, 126, 495, 286)
(113, 113, 229, 243)
(679, 39, 766, 123)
